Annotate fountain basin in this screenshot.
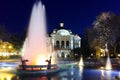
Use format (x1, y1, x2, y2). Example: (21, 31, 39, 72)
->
(17, 64, 60, 75)
(100, 66, 112, 70)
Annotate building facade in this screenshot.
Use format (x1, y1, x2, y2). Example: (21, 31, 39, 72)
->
(49, 23, 81, 58)
(0, 39, 18, 59)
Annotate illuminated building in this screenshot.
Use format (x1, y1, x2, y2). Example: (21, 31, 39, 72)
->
(48, 23, 81, 58)
(0, 39, 17, 59)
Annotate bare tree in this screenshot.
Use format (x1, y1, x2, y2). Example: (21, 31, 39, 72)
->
(87, 12, 120, 57)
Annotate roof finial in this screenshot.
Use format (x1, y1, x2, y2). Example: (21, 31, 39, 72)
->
(60, 23, 64, 27)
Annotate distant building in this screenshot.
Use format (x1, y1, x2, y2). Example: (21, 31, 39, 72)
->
(48, 23, 81, 58)
(0, 39, 18, 59)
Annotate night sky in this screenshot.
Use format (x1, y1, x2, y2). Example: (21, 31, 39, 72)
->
(0, 0, 120, 37)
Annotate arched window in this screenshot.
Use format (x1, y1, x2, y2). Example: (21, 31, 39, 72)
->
(61, 41, 64, 48)
(66, 41, 69, 48)
(56, 41, 60, 49)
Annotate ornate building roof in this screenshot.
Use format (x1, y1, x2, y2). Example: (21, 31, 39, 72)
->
(56, 29, 70, 35)
(52, 23, 72, 36)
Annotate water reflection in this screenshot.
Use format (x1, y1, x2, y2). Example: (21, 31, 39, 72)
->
(79, 66, 83, 80)
(0, 64, 120, 80)
(100, 70, 105, 80)
(100, 70, 115, 80)
(119, 71, 120, 76)
(0, 62, 19, 80)
(58, 65, 77, 80)
(0, 73, 18, 80)
(105, 70, 111, 80)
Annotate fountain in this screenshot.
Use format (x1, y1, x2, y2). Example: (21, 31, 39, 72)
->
(18, 1, 58, 74)
(105, 43, 112, 70)
(79, 55, 84, 67)
(78, 56, 84, 80)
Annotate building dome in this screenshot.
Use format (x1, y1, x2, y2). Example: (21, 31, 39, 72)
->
(57, 29, 70, 35)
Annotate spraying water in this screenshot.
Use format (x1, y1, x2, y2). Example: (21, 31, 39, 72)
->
(105, 43, 112, 70)
(105, 56, 112, 70)
(22, 1, 56, 65)
(79, 55, 84, 67)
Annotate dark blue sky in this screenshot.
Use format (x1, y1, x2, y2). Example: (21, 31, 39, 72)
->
(0, 0, 120, 37)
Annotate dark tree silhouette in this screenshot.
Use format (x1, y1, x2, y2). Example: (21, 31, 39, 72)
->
(86, 12, 120, 58)
(9, 33, 23, 51)
(0, 25, 10, 41)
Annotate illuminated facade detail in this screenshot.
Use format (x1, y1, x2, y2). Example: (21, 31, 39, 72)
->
(60, 23, 64, 27)
(57, 29, 70, 35)
(0, 40, 17, 58)
(49, 23, 81, 58)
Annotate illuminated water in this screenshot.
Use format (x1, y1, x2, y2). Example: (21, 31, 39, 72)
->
(105, 56, 112, 70)
(22, 1, 56, 65)
(0, 62, 119, 80)
(79, 56, 84, 67)
(105, 43, 112, 70)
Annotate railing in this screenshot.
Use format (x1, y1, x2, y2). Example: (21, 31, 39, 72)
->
(19, 64, 57, 71)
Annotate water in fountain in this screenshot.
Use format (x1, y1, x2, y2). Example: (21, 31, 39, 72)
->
(105, 43, 112, 70)
(105, 56, 112, 70)
(79, 55, 84, 67)
(100, 70, 105, 79)
(22, 1, 56, 65)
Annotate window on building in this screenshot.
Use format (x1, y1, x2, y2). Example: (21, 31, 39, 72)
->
(66, 41, 69, 48)
(61, 41, 64, 48)
(56, 41, 60, 49)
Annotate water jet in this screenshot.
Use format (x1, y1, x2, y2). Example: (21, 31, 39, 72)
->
(105, 43, 112, 70)
(79, 55, 84, 67)
(18, 1, 58, 74)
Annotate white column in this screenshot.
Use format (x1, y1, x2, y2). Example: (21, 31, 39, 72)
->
(70, 36, 73, 50)
(78, 39, 81, 48)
